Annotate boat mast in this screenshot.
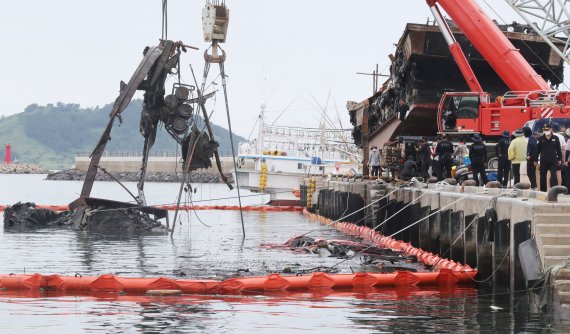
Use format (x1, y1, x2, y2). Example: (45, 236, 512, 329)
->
(257, 102, 266, 154)
(319, 115, 326, 158)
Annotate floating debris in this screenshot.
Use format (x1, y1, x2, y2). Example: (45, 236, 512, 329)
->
(3, 199, 167, 236)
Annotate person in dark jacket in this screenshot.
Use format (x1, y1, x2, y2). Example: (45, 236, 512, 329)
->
(469, 134, 488, 186)
(435, 134, 453, 180)
(523, 126, 537, 189)
(533, 123, 562, 192)
(418, 138, 432, 180)
(402, 155, 418, 181)
(398, 99, 410, 121)
(404, 141, 417, 162)
(401, 156, 418, 180)
(495, 130, 511, 187)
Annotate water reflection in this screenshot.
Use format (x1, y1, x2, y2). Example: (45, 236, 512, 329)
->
(0, 177, 568, 332)
(0, 287, 563, 333)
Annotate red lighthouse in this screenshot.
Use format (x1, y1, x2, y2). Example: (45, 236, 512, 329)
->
(4, 144, 11, 164)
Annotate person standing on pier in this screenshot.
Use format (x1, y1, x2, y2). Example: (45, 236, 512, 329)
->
(453, 140, 469, 165)
(418, 138, 432, 180)
(469, 134, 488, 186)
(524, 126, 538, 189)
(533, 124, 562, 192)
(495, 130, 511, 187)
(435, 134, 453, 180)
(508, 129, 526, 185)
(368, 146, 381, 177)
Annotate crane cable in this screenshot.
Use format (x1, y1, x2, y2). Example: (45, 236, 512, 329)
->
(199, 43, 246, 238)
(219, 53, 247, 239)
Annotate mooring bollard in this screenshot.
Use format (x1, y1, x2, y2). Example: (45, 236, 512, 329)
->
(547, 186, 568, 202)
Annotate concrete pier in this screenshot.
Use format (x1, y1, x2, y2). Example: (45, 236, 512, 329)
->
(304, 176, 570, 318)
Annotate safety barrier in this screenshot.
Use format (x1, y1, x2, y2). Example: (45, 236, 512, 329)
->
(0, 269, 475, 295)
(302, 209, 477, 274)
(0, 205, 304, 213)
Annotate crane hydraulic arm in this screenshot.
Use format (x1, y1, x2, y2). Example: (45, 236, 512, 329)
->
(427, 0, 551, 92)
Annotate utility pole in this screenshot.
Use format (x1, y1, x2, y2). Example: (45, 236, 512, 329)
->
(357, 64, 389, 95)
(362, 108, 369, 177)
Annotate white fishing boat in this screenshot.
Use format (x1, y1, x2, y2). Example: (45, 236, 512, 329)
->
(233, 103, 360, 205)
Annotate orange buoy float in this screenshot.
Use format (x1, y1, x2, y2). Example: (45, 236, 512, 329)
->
(302, 209, 476, 274)
(0, 205, 304, 213)
(0, 269, 475, 296)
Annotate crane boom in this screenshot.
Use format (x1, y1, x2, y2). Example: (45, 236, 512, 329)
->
(429, 4, 484, 93)
(428, 0, 551, 92)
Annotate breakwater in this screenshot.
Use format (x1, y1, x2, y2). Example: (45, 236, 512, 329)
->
(46, 169, 233, 183)
(0, 163, 48, 174)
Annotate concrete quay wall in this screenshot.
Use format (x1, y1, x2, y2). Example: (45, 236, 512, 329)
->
(307, 177, 570, 318)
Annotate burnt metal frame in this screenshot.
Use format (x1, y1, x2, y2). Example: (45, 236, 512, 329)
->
(73, 40, 223, 211)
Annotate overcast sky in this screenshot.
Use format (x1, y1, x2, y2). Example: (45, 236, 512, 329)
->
(0, 1, 566, 138)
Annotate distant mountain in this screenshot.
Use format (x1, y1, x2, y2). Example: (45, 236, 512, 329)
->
(0, 100, 246, 169)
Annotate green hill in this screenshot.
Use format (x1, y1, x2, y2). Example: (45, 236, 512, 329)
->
(0, 100, 246, 169)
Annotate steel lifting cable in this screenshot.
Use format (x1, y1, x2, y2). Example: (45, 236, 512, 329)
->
(329, 188, 490, 269)
(171, 107, 221, 235)
(171, 129, 200, 236)
(386, 189, 489, 239)
(433, 190, 517, 269)
(171, 60, 234, 236)
(219, 60, 246, 238)
(369, 190, 431, 234)
(299, 182, 412, 237)
(197, 43, 246, 238)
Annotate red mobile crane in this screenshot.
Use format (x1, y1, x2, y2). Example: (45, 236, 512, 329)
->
(427, 0, 570, 138)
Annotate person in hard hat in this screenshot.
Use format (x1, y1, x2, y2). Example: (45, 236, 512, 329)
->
(469, 134, 488, 186)
(533, 123, 562, 192)
(495, 130, 511, 187)
(508, 129, 526, 185)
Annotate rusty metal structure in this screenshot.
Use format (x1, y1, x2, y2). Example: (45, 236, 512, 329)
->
(349, 21, 566, 148)
(68, 1, 234, 232)
(70, 40, 221, 211)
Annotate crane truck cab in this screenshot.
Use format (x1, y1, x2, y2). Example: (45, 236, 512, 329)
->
(437, 92, 492, 135)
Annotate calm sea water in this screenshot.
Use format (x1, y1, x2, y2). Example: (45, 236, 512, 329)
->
(0, 174, 567, 333)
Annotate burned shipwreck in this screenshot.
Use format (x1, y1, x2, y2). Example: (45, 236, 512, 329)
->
(4, 2, 234, 235)
(349, 22, 565, 147)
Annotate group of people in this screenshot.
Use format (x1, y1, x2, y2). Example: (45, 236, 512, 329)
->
(367, 123, 570, 190)
(501, 123, 568, 192)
